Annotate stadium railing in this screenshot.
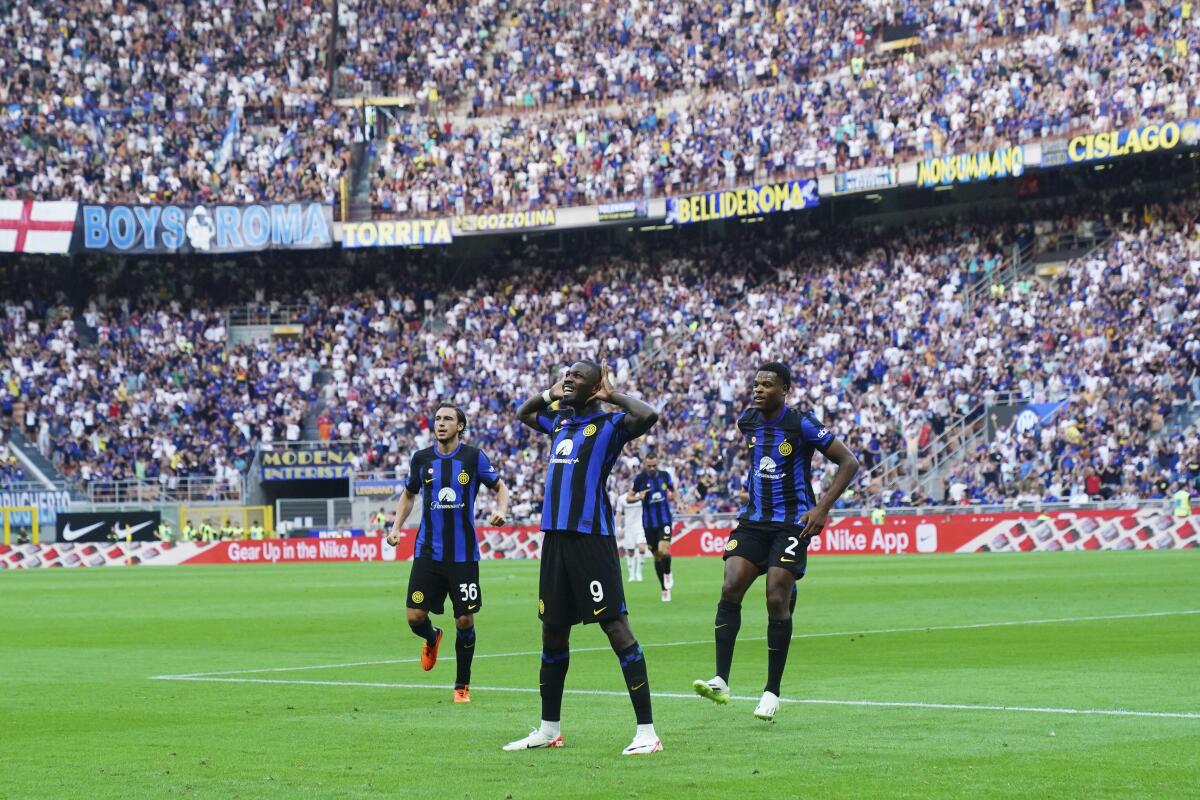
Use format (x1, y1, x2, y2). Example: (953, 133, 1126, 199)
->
(83, 477, 243, 504)
(226, 305, 313, 326)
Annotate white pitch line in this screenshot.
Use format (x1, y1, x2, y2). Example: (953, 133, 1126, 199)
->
(147, 676, 1200, 720)
(152, 608, 1200, 680)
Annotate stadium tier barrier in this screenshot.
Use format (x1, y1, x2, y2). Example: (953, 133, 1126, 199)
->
(2, 507, 1194, 569)
(10, 118, 1200, 257)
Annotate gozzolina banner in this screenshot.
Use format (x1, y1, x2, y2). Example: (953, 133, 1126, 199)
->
(2, 511, 1195, 569)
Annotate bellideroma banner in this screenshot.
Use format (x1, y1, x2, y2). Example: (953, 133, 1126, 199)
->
(78, 202, 332, 254)
(666, 179, 818, 225)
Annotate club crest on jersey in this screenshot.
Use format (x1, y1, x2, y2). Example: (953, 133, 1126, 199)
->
(583, 423, 598, 437)
(411, 591, 425, 604)
(539, 598, 545, 614)
(778, 441, 793, 457)
(725, 539, 738, 552)
(457, 470, 470, 485)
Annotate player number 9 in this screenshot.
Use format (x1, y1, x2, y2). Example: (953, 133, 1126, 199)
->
(459, 582, 479, 601)
(589, 580, 604, 603)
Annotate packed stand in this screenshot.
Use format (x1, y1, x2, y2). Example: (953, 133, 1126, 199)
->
(336, 0, 510, 107)
(0, 299, 316, 499)
(5, 199, 1198, 515)
(0, 0, 348, 203)
(312, 202, 1199, 518)
(935, 201, 1200, 507)
(369, 0, 1200, 215)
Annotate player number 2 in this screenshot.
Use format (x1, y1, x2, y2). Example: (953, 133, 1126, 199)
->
(589, 580, 604, 602)
(459, 582, 479, 601)
(784, 537, 800, 557)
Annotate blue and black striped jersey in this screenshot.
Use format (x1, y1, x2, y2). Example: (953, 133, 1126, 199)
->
(633, 470, 674, 530)
(405, 444, 500, 562)
(530, 407, 634, 536)
(737, 407, 834, 526)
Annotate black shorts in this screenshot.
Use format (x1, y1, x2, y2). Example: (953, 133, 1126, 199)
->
(538, 531, 627, 627)
(723, 520, 810, 579)
(406, 557, 482, 617)
(644, 522, 674, 550)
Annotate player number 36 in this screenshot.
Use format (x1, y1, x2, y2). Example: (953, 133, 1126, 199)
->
(459, 582, 479, 601)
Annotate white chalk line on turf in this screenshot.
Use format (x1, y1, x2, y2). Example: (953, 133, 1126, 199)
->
(147, 675, 1200, 720)
(152, 608, 1200, 680)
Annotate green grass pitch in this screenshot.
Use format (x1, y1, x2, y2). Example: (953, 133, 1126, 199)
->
(2, 552, 1198, 799)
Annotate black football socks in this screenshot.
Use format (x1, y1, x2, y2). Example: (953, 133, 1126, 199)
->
(654, 558, 666, 589)
(540, 648, 570, 722)
(764, 617, 793, 695)
(661, 555, 672, 581)
(410, 617, 438, 645)
(714, 600, 741, 682)
(455, 626, 476, 688)
(616, 642, 653, 724)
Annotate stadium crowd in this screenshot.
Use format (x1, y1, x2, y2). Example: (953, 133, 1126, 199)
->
(4, 0, 1198, 215)
(0, 299, 315, 499)
(2, 194, 1198, 512)
(0, 0, 349, 204)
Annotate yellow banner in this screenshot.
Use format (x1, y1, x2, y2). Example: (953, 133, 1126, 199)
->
(917, 146, 1025, 187)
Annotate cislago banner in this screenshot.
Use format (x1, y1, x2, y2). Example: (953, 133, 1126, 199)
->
(4, 510, 1194, 569)
(1066, 120, 1200, 164)
(77, 202, 332, 254)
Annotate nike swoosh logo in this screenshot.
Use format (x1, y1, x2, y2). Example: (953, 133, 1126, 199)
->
(425, 479, 433, 483)
(593, 606, 608, 616)
(630, 682, 645, 691)
(781, 558, 795, 563)
(715, 624, 728, 629)
(467, 604, 478, 611)
(61, 522, 105, 541)
(123, 521, 155, 537)
(463, 644, 475, 650)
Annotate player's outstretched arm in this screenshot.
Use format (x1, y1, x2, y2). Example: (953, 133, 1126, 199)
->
(590, 365, 659, 437)
(517, 377, 565, 431)
(386, 489, 418, 546)
(798, 440, 860, 539)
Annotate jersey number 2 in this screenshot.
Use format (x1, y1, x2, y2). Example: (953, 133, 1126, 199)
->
(784, 537, 800, 557)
